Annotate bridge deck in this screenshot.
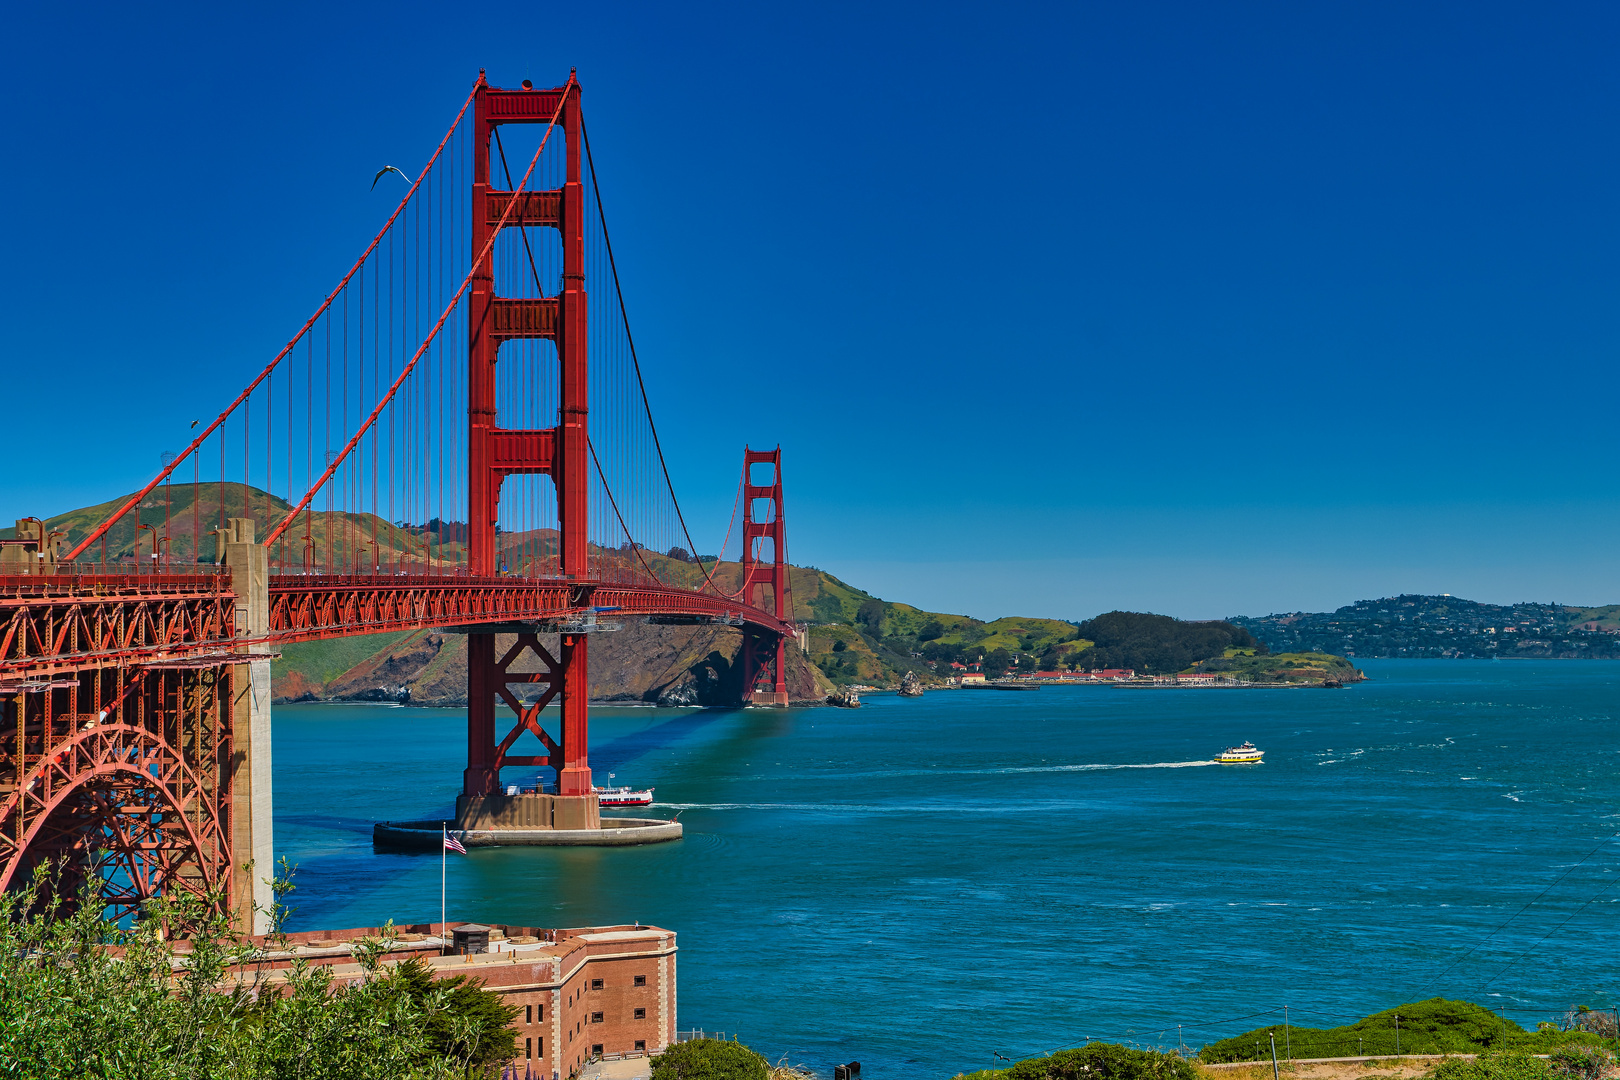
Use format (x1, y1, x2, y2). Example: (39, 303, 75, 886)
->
(0, 572, 792, 678)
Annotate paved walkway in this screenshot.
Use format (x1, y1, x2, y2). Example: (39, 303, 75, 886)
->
(579, 1058, 654, 1080)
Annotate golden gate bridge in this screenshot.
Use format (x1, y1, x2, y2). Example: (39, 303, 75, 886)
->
(0, 71, 796, 928)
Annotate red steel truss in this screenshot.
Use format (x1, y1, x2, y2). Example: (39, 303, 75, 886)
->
(0, 575, 791, 680)
(0, 574, 237, 679)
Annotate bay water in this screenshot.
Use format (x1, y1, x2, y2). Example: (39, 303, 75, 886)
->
(273, 659, 1620, 1076)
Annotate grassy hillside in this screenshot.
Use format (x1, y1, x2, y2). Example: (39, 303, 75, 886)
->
(1564, 603, 1620, 630)
(271, 631, 413, 699)
(1195, 647, 1364, 684)
(783, 568, 1086, 686)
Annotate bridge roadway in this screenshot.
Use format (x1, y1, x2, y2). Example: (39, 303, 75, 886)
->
(0, 570, 793, 681)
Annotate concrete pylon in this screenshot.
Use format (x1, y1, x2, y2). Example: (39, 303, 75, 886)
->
(224, 517, 273, 933)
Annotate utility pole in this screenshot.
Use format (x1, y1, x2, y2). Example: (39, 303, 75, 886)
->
(1395, 1014, 1401, 1056)
(1285, 1006, 1291, 1061)
(1270, 1032, 1281, 1080)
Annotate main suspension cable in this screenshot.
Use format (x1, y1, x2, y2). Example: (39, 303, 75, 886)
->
(67, 78, 480, 563)
(266, 77, 575, 547)
(580, 114, 745, 602)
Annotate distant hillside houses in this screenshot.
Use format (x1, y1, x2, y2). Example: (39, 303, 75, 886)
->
(1232, 594, 1620, 660)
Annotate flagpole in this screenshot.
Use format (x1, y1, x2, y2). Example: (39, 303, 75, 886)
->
(441, 820, 447, 955)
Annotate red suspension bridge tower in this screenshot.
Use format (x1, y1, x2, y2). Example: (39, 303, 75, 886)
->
(461, 72, 599, 823)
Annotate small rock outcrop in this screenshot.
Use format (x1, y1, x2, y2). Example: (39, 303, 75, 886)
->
(655, 680, 701, 707)
(896, 671, 924, 697)
(826, 687, 862, 708)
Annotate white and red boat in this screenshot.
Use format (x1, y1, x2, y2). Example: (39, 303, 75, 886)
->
(594, 784, 654, 807)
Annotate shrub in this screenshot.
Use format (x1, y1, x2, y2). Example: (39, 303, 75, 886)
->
(1004, 1043, 1198, 1080)
(1204, 999, 1523, 1062)
(1200, 1000, 1612, 1065)
(0, 861, 515, 1079)
(1431, 1052, 1556, 1080)
(1550, 1045, 1615, 1080)
(650, 1038, 770, 1080)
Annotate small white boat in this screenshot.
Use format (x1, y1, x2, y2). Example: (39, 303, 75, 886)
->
(594, 785, 654, 807)
(1216, 741, 1264, 764)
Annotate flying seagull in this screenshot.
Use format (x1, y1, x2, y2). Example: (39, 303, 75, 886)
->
(190, 420, 199, 428)
(371, 165, 412, 190)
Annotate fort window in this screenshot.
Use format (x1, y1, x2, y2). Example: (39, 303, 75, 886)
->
(526, 1038, 533, 1059)
(591, 979, 603, 990)
(592, 1012, 603, 1024)
(636, 1041, 647, 1052)
(526, 1005, 532, 1024)
(634, 975, 646, 986)
(593, 1044, 604, 1057)
(634, 1008, 646, 1019)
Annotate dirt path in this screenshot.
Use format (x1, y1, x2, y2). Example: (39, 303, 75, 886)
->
(1201, 1055, 1473, 1080)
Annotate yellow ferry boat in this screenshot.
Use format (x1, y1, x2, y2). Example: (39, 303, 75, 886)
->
(1216, 741, 1264, 764)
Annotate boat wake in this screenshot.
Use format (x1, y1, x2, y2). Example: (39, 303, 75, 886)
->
(991, 760, 1221, 774)
(652, 801, 1131, 813)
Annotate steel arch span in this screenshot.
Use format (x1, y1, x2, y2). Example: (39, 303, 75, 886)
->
(0, 671, 232, 924)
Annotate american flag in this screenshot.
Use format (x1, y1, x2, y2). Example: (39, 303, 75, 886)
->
(443, 831, 467, 855)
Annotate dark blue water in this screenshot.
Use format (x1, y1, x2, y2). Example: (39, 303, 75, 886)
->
(274, 660, 1620, 1076)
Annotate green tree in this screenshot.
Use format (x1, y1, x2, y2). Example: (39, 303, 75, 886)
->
(388, 956, 520, 1069)
(982, 648, 1012, 678)
(856, 599, 886, 638)
(1072, 611, 1264, 675)
(810, 591, 845, 623)
(649, 1038, 769, 1080)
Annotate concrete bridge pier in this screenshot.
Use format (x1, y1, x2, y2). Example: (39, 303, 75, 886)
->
(223, 518, 274, 933)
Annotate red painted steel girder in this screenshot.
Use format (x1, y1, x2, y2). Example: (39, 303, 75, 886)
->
(265, 575, 793, 643)
(0, 575, 237, 679)
(0, 574, 792, 679)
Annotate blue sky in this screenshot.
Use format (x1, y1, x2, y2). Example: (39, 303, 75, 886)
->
(6, 2, 1620, 620)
